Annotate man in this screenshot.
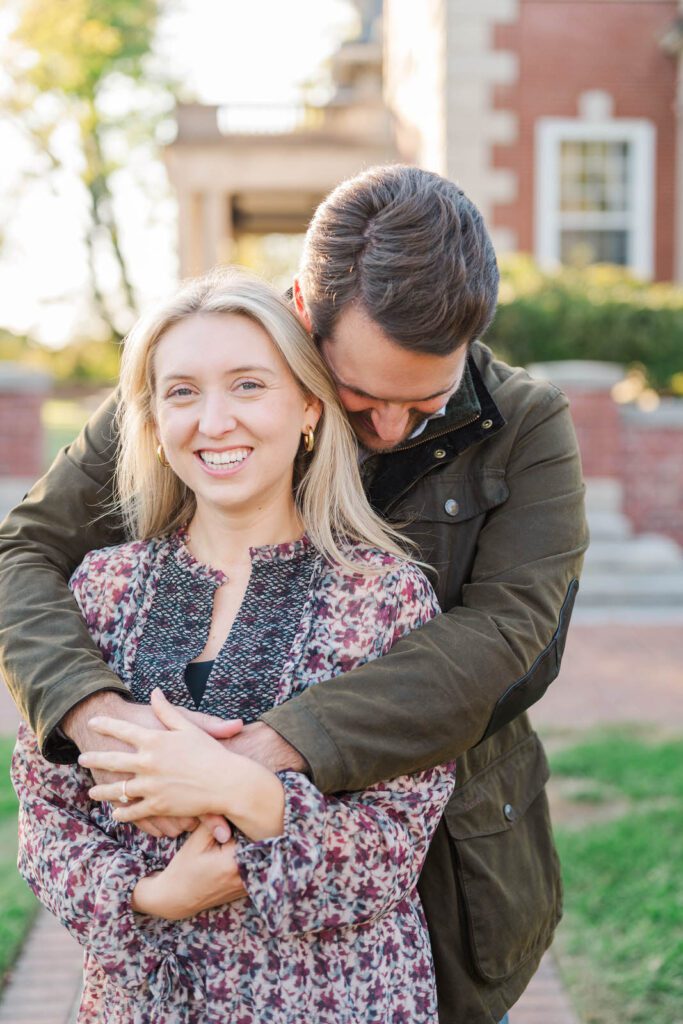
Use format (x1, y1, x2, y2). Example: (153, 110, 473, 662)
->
(0, 165, 587, 1023)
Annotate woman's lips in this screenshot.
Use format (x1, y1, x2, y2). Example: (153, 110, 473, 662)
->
(194, 447, 253, 476)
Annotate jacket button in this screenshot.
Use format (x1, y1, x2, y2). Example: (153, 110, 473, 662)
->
(434, 448, 447, 459)
(482, 419, 493, 430)
(503, 803, 516, 822)
(444, 499, 459, 516)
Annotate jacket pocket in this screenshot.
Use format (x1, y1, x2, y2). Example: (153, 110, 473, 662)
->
(444, 733, 562, 983)
(403, 468, 509, 525)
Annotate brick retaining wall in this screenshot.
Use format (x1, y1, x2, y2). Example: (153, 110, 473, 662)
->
(530, 361, 683, 546)
(0, 363, 52, 479)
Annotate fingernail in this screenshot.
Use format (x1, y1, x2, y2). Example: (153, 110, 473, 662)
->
(215, 826, 230, 844)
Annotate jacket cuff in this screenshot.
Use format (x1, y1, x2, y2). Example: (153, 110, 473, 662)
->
(39, 683, 134, 763)
(260, 702, 346, 793)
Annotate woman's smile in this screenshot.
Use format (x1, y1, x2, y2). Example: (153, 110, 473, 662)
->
(195, 446, 253, 476)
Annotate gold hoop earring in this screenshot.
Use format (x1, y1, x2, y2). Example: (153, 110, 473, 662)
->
(303, 426, 315, 453)
(156, 444, 170, 468)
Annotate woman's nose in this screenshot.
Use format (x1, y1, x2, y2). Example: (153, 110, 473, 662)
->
(197, 395, 238, 437)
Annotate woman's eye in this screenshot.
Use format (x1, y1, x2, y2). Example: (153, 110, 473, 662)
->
(235, 380, 264, 393)
(169, 386, 194, 398)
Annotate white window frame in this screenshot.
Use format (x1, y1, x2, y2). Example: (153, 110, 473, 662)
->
(535, 117, 656, 279)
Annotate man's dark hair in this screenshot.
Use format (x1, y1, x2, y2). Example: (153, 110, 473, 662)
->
(299, 164, 499, 355)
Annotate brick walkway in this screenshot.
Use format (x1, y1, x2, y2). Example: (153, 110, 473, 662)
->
(1, 622, 680, 1022)
(511, 953, 579, 1023)
(0, 927, 574, 1024)
(0, 911, 81, 1024)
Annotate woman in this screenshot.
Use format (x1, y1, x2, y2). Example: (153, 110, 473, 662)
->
(11, 270, 455, 1023)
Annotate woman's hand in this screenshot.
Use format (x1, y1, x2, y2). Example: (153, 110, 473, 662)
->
(131, 824, 247, 920)
(83, 688, 286, 840)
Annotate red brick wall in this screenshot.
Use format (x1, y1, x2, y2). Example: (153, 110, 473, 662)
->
(622, 419, 683, 544)
(492, 0, 678, 281)
(0, 391, 45, 478)
(561, 387, 623, 478)
(561, 381, 683, 546)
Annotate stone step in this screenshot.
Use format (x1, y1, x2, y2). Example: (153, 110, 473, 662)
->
(577, 571, 683, 607)
(584, 477, 624, 517)
(587, 510, 633, 542)
(583, 534, 683, 573)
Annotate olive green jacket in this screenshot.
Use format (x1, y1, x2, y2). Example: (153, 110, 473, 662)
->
(0, 341, 588, 1023)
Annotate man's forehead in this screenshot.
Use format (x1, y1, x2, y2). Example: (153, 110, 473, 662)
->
(321, 331, 468, 406)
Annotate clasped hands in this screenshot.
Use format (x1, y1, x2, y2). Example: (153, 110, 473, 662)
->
(79, 688, 287, 920)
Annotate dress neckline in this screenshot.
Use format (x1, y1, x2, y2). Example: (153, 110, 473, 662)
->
(170, 526, 314, 583)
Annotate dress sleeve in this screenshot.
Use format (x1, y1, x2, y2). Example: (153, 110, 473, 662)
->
(234, 561, 455, 937)
(234, 764, 454, 937)
(11, 722, 202, 1003)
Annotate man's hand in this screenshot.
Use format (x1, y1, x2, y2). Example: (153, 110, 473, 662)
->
(62, 691, 243, 840)
(85, 690, 285, 841)
(222, 721, 309, 774)
(131, 825, 247, 920)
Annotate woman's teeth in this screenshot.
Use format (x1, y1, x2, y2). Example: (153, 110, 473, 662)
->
(199, 449, 250, 467)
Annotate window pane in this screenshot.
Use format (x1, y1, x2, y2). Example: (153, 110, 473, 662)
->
(559, 141, 630, 213)
(560, 229, 628, 266)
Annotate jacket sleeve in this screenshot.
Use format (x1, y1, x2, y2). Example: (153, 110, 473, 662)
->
(0, 391, 130, 762)
(11, 723, 202, 1002)
(261, 386, 588, 792)
(235, 568, 455, 936)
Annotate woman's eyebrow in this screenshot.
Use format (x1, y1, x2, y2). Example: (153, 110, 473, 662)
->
(159, 365, 276, 385)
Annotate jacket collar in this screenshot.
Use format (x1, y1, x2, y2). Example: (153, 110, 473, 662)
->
(367, 352, 506, 514)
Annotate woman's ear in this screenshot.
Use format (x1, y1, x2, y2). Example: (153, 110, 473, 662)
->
(293, 278, 312, 333)
(303, 395, 323, 432)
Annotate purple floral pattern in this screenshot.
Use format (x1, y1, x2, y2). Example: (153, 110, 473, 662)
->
(12, 532, 455, 1023)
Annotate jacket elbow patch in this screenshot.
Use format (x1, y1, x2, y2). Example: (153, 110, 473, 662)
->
(479, 578, 579, 742)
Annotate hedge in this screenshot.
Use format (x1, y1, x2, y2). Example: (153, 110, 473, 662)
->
(487, 258, 683, 394)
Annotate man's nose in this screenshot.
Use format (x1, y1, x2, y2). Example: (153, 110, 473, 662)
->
(198, 395, 238, 437)
(370, 405, 410, 444)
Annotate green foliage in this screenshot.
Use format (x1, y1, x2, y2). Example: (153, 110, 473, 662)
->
(550, 733, 683, 1024)
(0, 332, 120, 386)
(13, 0, 158, 96)
(488, 257, 683, 392)
(4, 0, 173, 338)
(0, 738, 19, 821)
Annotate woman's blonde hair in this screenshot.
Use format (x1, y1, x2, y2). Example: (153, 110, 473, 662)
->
(115, 267, 410, 572)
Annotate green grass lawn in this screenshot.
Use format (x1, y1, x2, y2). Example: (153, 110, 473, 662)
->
(550, 731, 683, 1024)
(0, 737, 38, 989)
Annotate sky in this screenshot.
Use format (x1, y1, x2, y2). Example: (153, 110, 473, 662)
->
(0, 0, 357, 345)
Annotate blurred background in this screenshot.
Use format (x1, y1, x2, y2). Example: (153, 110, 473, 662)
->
(0, 2, 682, 1023)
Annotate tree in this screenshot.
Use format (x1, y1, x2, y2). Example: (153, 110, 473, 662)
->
(3, 0, 173, 338)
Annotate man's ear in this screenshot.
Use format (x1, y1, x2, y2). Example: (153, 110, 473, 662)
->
(292, 277, 312, 333)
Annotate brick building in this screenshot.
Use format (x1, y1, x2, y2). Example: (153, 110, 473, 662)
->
(384, 0, 683, 282)
(167, 1, 683, 283)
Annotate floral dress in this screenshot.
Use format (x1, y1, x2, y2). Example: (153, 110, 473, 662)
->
(11, 531, 455, 1024)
